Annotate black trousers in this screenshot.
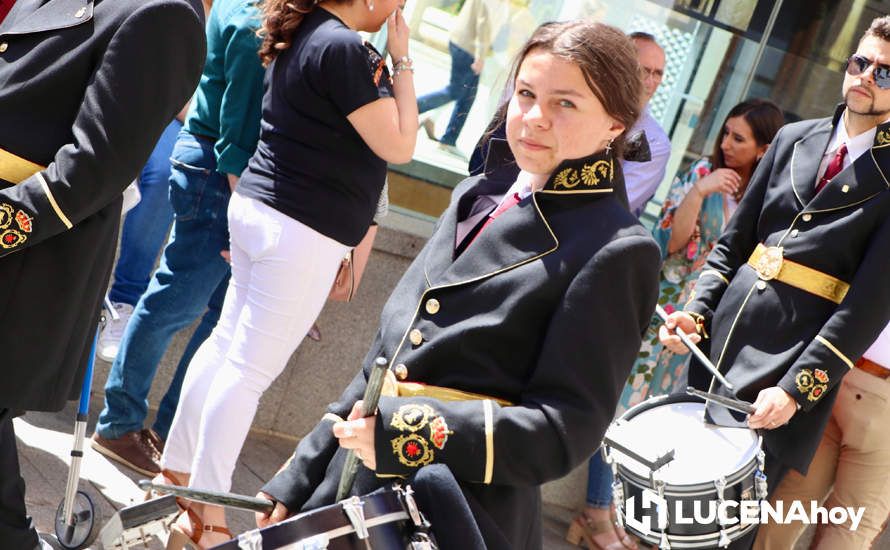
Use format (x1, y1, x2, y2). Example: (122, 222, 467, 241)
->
(0, 410, 39, 549)
(411, 464, 491, 550)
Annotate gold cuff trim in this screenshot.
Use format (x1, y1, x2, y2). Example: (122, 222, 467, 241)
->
(0, 147, 44, 184)
(36, 173, 72, 229)
(321, 413, 344, 424)
(700, 269, 730, 285)
(684, 310, 709, 339)
(748, 244, 849, 304)
(483, 399, 494, 485)
(815, 335, 854, 369)
(396, 381, 513, 407)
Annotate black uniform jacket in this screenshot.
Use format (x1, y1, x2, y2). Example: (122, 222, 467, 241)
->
(686, 107, 890, 474)
(0, 0, 205, 411)
(263, 141, 662, 549)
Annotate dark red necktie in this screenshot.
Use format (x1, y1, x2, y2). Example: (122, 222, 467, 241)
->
(816, 143, 847, 193)
(0, 0, 15, 25)
(466, 192, 522, 248)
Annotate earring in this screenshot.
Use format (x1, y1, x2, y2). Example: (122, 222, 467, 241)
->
(605, 138, 614, 155)
(369, 1, 374, 10)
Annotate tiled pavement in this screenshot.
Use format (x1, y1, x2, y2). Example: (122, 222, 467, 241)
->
(15, 397, 889, 549)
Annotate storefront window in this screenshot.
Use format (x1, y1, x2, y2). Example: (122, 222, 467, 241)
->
(376, 0, 885, 231)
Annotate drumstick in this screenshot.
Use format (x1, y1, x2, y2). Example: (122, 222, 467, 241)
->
(654, 304, 734, 391)
(686, 387, 756, 415)
(335, 357, 390, 501)
(137, 480, 274, 513)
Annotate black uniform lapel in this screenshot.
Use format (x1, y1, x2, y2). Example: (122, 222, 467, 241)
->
(0, 0, 93, 36)
(806, 120, 890, 212)
(790, 117, 833, 207)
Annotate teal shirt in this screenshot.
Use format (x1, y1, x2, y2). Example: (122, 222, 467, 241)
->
(185, 0, 264, 176)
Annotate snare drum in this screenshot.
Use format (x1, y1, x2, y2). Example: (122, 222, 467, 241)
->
(212, 485, 434, 550)
(603, 394, 766, 549)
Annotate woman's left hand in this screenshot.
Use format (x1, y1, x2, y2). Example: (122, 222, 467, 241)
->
(332, 400, 377, 470)
(386, 7, 410, 60)
(747, 387, 797, 430)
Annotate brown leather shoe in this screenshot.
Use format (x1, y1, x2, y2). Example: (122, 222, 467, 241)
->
(91, 430, 161, 476)
(142, 428, 165, 454)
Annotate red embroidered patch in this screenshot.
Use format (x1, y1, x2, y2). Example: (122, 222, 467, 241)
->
(814, 369, 829, 384)
(0, 229, 25, 249)
(429, 416, 452, 450)
(405, 441, 421, 458)
(14, 210, 32, 233)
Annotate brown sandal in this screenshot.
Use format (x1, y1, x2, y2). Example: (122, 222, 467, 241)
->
(566, 514, 636, 550)
(166, 507, 232, 550)
(145, 468, 189, 510)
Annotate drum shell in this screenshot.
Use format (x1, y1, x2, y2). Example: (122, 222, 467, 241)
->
(607, 394, 763, 549)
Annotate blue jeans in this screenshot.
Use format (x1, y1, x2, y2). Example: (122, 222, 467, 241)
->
(417, 41, 479, 146)
(108, 120, 180, 306)
(97, 131, 232, 440)
(586, 447, 614, 508)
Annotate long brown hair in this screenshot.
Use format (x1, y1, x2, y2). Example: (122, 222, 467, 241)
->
(710, 99, 784, 171)
(258, 0, 350, 67)
(488, 20, 643, 157)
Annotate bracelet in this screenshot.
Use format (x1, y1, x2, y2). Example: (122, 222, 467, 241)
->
(393, 66, 414, 78)
(392, 55, 413, 73)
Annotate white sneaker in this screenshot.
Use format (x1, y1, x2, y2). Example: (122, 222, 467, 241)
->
(97, 302, 134, 362)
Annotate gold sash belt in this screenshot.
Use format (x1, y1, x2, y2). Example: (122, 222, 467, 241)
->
(390, 378, 513, 407)
(748, 243, 849, 304)
(0, 147, 44, 184)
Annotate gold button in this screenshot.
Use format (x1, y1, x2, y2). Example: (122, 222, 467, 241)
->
(802, 214, 812, 222)
(74, 7, 86, 18)
(409, 329, 423, 346)
(0, 43, 7, 53)
(841, 184, 850, 193)
(394, 363, 408, 380)
(790, 229, 799, 238)
(756, 281, 767, 290)
(425, 298, 440, 315)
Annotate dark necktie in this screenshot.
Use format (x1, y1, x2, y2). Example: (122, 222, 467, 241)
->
(816, 143, 847, 194)
(456, 192, 522, 255)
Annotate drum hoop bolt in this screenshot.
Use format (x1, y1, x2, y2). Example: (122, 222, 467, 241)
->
(342, 497, 369, 540)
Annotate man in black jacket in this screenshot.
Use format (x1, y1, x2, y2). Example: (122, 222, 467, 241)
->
(661, 15, 890, 549)
(0, 1, 205, 546)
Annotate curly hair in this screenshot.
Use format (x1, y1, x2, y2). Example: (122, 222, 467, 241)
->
(257, 0, 350, 67)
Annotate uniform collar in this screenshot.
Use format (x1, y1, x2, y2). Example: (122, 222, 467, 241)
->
(0, 0, 93, 36)
(539, 149, 618, 195)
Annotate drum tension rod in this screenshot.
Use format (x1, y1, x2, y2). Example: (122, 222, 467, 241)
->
(342, 496, 370, 540)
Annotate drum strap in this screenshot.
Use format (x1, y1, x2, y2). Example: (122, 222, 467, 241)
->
(747, 243, 849, 304)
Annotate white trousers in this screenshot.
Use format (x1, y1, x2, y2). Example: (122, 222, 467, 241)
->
(161, 193, 349, 491)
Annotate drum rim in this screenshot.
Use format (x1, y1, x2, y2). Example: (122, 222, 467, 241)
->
(616, 458, 759, 495)
(609, 393, 762, 487)
(626, 520, 758, 549)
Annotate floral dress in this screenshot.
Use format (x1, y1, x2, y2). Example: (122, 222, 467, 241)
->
(617, 158, 738, 414)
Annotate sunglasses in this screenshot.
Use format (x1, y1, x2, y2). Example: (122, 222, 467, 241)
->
(846, 54, 890, 89)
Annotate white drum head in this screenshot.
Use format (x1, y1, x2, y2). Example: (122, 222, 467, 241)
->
(610, 401, 759, 485)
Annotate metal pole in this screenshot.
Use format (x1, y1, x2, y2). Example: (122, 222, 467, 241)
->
(739, 0, 785, 99)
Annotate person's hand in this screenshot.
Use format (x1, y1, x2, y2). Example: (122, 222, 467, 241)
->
(386, 7, 410, 60)
(332, 400, 377, 470)
(658, 311, 700, 354)
(747, 387, 797, 430)
(693, 168, 741, 198)
(471, 57, 485, 75)
(255, 491, 289, 528)
(220, 250, 231, 263)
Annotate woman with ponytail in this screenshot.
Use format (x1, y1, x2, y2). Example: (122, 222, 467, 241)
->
(158, 0, 417, 547)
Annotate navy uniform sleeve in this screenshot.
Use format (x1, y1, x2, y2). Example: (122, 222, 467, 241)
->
(373, 235, 662, 485)
(320, 34, 393, 117)
(777, 217, 890, 410)
(0, 2, 205, 256)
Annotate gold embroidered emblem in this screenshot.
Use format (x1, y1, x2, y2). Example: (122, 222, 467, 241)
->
(392, 434, 434, 468)
(814, 369, 829, 384)
(876, 129, 890, 146)
(795, 369, 814, 394)
(0, 229, 25, 248)
(429, 416, 452, 450)
(391, 404, 434, 433)
(14, 210, 32, 233)
(0, 204, 14, 230)
(753, 246, 784, 281)
(553, 167, 580, 189)
(554, 161, 613, 190)
(808, 384, 827, 402)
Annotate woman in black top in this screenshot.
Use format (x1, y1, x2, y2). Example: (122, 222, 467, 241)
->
(160, 1, 418, 547)
(254, 21, 662, 550)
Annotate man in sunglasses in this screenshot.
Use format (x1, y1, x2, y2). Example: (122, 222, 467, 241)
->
(659, 15, 890, 549)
